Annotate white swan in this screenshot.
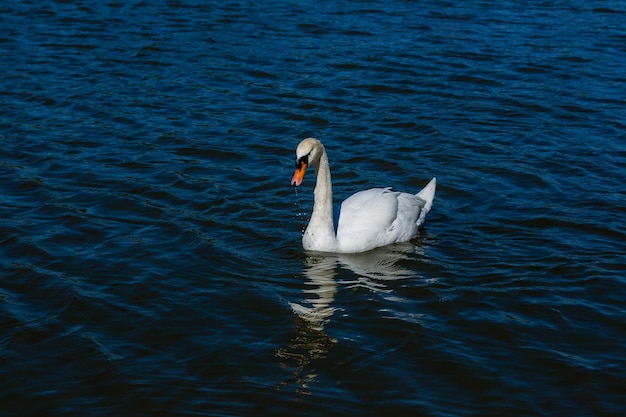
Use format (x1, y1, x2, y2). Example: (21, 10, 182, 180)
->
(291, 138, 436, 253)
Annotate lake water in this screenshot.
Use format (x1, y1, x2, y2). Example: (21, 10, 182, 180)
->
(1, 1, 625, 416)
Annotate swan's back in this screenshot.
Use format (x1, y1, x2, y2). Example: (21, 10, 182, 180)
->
(335, 178, 436, 253)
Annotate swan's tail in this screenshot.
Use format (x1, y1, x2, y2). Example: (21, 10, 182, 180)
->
(415, 177, 436, 228)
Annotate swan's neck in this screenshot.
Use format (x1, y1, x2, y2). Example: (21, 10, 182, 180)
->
(303, 149, 337, 252)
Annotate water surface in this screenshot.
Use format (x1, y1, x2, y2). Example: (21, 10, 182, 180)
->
(1, 1, 625, 416)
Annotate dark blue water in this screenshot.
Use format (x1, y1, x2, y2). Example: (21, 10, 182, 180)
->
(2, 1, 626, 416)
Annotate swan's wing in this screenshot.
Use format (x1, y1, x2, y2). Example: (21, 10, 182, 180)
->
(415, 177, 436, 228)
(336, 188, 425, 252)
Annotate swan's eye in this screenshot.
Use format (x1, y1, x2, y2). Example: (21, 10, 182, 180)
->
(295, 154, 309, 170)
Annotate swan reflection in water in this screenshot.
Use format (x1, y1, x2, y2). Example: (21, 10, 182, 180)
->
(276, 242, 426, 394)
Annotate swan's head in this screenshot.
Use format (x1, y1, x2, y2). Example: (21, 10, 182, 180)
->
(291, 138, 323, 187)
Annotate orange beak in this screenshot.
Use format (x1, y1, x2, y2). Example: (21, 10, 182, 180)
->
(291, 162, 308, 186)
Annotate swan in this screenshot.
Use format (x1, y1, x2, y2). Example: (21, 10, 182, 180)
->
(291, 138, 436, 253)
